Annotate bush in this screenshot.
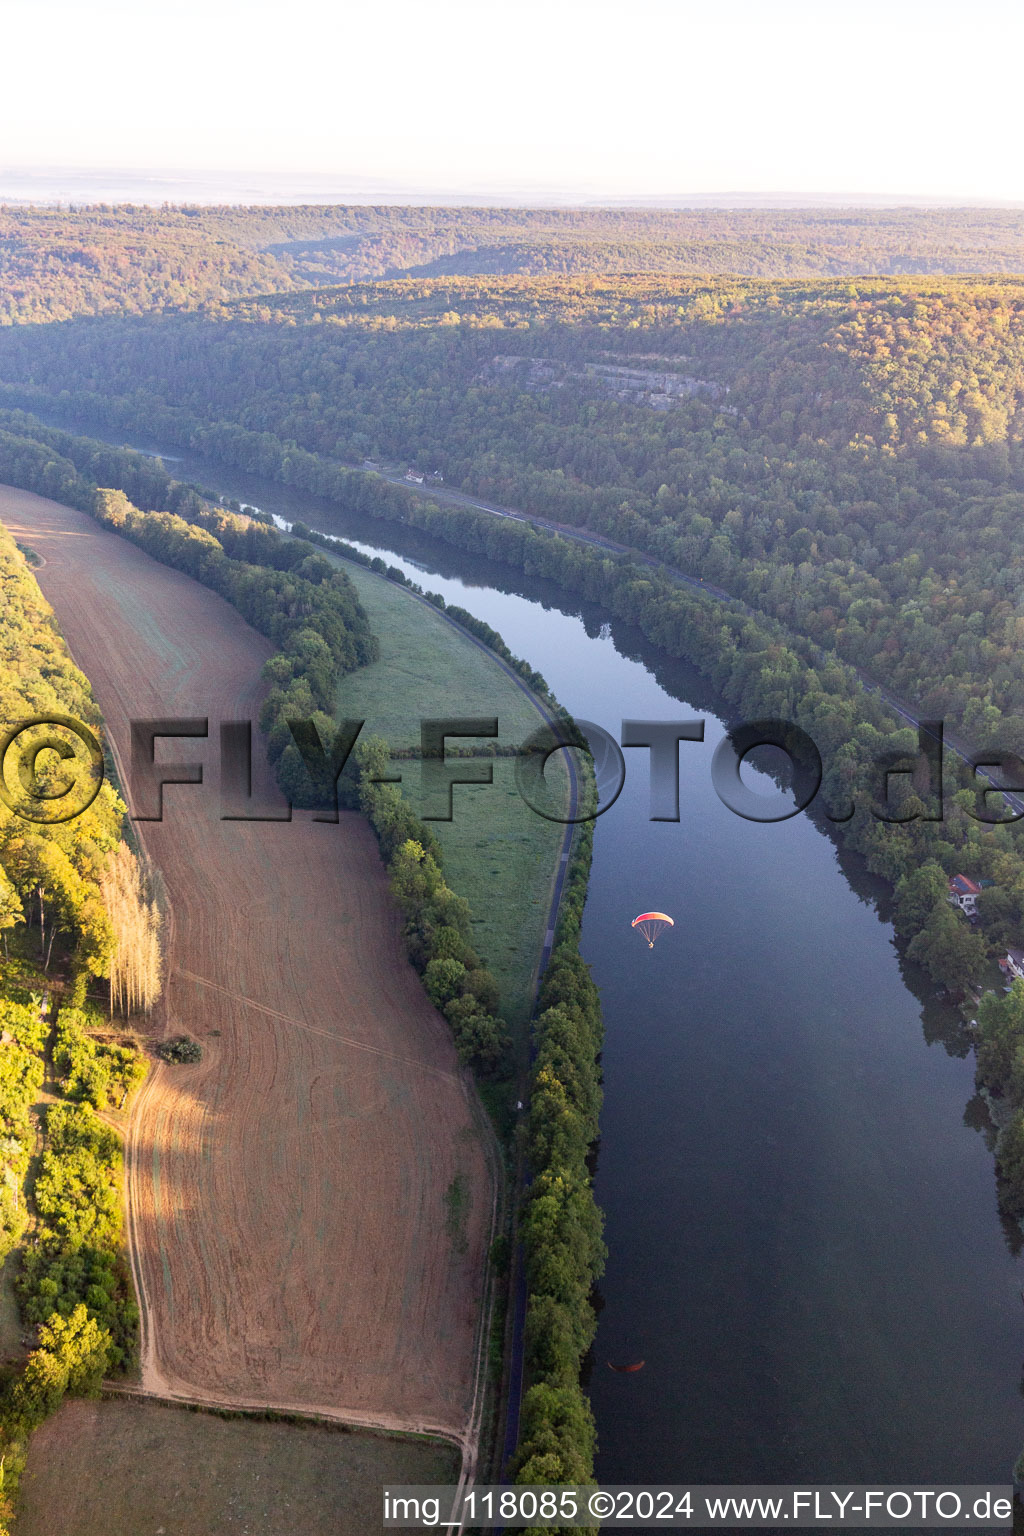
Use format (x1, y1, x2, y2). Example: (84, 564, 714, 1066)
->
(996, 1111, 1024, 1217)
(53, 1005, 148, 1110)
(16, 1103, 138, 1371)
(0, 997, 47, 1054)
(157, 1035, 203, 1065)
(356, 743, 512, 1075)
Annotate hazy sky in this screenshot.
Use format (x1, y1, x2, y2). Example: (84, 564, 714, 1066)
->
(4, 0, 1023, 200)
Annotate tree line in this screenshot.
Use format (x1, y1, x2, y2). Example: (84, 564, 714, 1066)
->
(0, 418, 378, 812)
(973, 981, 1024, 1222)
(0, 975, 147, 1535)
(90, 487, 379, 809)
(0, 512, 128, 1000)
(514, 820, 605, 1516)
(7, 273, 1024, 765)
(355, 738, 507, 1073)
(0, 455, 181, 1532)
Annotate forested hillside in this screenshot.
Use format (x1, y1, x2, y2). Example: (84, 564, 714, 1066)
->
(0, 208, 291, 323)
(5, 273, 1024, 761)
(238, 205, 1024, 284)
(5, 204, 1024, 324)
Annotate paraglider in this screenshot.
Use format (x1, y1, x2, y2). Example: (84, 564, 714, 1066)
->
(608, 1360, 646, 1372)
(631, 911, 674, 949)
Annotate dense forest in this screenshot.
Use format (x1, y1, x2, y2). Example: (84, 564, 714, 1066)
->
(8, 204, 1024, 323)
(5, 274, 1024, 761)
(238, 205, 1024, 286)
(7, 214, 1024, 1515)
(0, 207, 288, 323)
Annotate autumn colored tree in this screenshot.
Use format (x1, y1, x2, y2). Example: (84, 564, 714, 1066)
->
(99, 843, 162, 1016)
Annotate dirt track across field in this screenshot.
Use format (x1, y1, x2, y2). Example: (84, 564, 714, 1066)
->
(1, 485, 495, 1453)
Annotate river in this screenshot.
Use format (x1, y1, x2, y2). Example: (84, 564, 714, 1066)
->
(49, 431, 1024, 1497)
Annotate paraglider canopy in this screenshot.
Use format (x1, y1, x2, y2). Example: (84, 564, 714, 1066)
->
(631, 912, 674, 948)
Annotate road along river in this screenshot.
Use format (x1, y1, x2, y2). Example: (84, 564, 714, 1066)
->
(43, 435, 1024, 1492)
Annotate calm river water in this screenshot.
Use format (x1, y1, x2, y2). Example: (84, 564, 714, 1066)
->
(60, 433, 1024, 1494)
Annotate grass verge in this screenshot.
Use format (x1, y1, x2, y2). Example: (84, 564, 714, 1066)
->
(336, 559, 569, 1044)
(15, 1395, 459, 1536)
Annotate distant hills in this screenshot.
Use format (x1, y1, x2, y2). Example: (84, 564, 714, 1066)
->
(4, 203, 1024, 325)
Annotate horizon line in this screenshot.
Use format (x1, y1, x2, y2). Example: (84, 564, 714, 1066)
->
(1, 167, 1023, 212)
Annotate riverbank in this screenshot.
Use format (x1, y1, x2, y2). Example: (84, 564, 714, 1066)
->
(328, 550, 572, 1047)
(142, 441, 1024, 1487)
(278, 520, 606, 1492)
(0, 398, 1003, 993)
(2, 415, 1020, 1493)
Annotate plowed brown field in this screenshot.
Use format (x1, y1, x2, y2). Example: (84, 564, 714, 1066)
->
(1, 485, 495, 1452)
